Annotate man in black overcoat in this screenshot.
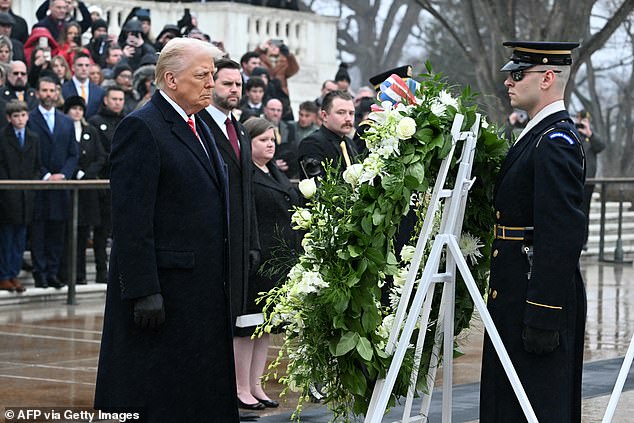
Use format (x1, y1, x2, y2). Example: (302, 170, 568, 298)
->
(480, 41, 586, 423)
(198, 58, 260, 330)
(94, 38, 239, 422)
(87, 85, 125, 283)
(297, 90, 357, 178)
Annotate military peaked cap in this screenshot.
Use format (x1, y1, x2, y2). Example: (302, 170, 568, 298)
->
(500, 41, 580, 72)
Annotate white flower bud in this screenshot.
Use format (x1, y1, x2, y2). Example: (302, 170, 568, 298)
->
(343, 163, 364, 186)
(298, 177, 317, 199)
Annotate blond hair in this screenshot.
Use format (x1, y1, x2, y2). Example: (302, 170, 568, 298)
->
(154, 38, 222, 90)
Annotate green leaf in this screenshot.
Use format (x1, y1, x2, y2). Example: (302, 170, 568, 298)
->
(405, 161, 425, 183)
(356, 337, 374, 361)
(333, 314, 347, 330)
(372, 209, 385, 226)
(348, 244, 363, 258)
(365, 247, 385, 266)
(361, 216, 373, 235)
(335, 331, 359, 356)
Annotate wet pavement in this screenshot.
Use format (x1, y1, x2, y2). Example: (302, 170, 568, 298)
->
(2, 257, 634, 422)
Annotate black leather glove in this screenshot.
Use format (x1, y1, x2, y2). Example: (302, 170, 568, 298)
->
(133, 293, 165, 330)
(279, 44, 290, 56)
(522, 325, 559, 354)
(248, 249, 261, 276)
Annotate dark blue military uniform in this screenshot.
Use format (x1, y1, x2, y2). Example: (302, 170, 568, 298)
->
(480, 40, 587, 423)
(480, 109, 586, 422)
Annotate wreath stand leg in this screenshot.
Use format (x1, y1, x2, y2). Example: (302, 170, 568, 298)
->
(364, 114, 538, 423)
(602, 332, 634, 422)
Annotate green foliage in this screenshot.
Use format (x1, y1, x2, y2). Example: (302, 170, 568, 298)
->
(256, 66, 507, 422)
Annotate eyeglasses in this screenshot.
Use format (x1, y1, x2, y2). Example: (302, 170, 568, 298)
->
(509, 69, 561, 82)
(12, 71, 26, 76)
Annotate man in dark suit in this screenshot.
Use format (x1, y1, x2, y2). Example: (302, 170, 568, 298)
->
(28, 76, 78, 289)
(298, 90, 357, 178)
(480, 41, 586, 423)
(94, 38, 239, 422)
(61, 52, 105, 118)
(197, 58, 261, 411)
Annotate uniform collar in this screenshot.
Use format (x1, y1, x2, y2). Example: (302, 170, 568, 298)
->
(514, 100, 565, 145)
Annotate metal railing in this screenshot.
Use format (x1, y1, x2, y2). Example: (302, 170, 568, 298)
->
(1, 177, 633, 304)
(588, 177, 634, 263)
(0, 180, 110, 305)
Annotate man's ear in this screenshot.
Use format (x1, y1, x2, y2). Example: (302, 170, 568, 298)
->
(164, 71, 176, 90)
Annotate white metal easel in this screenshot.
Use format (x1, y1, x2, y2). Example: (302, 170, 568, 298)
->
(364, 113, 538, 423)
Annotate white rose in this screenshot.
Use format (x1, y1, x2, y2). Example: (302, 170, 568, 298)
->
(396, 116, 416, 140)
(343, 163, 364, 186)
(298, 177, 317, 199)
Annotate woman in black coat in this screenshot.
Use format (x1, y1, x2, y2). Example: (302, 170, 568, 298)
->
(63, 96, 106, 284)
(235, 117, 302, 409)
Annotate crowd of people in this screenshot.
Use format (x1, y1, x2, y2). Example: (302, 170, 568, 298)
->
(0, 2, 596, 422)
(0, 0, 376, 294)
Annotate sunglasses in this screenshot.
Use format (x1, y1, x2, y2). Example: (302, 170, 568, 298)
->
(510, 69, 561, 82)
(12, 71, 26, 76)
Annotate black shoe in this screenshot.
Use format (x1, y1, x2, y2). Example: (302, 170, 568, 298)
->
(237, 398, 265, 410)
(253, 396, 279, 408)
(33, 272, 48, 288)
(239, 412, 260, 421)
(76, 279, 87, 285)
(47, 276, 65, 289)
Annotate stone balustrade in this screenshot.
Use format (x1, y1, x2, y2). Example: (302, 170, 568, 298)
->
(13, 0, 338, 114)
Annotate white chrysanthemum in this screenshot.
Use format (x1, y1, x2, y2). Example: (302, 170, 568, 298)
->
(291, 208, 312, 230)
(430, 100, 447, 117)
(298, 177, 317, 199)
(393, 266, 409, 287)
(459, 233, 484, 265)
(343, 163, 364, 186)
(396, 116, 416, 139)
(400, 245, 416, 263)
(438, 90, 459, 109)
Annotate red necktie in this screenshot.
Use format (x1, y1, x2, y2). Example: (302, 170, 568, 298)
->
(225, 117, 241, 160)
(187, 117, 198, 138)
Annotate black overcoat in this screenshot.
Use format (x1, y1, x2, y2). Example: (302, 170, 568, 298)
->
(73, 122, 106, 226)
(247, 162, 302, 314)
(297, 125, 357, 178)
(94, 92, 238, 422)
(198, 107, 260, 331)
(480, 110, 586, 423)
(28, 108, 78, 221)
(0, 126, 41, 224)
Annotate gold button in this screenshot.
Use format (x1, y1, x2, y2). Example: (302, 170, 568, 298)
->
(491, 290, 498, 299)
(496, 211, 501, 219)
(493, 249, 499, 257)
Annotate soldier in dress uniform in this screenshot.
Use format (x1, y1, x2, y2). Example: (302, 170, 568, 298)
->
(480, 41, 586, 423)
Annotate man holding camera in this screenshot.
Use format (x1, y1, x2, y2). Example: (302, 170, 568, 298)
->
(255, 38, 299, 121)
(575, 110, 605, 248)
(119, 19, 155, 71)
